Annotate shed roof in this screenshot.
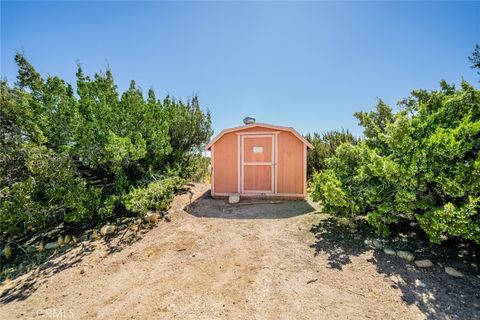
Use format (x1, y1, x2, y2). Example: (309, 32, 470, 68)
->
(205, 123, 314, 150)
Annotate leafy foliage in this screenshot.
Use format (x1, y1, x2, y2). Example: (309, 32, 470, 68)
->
(0, 54, 212, 236)
(311, 82, 480, 244)
(123, 174, 184, 215)
(305, 130, 358, 177)
(469, 43, 480, 79)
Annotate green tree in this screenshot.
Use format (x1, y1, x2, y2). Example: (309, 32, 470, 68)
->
(305, 129, 357, 177)
(0, 53, 212, 236)
(469, 44, 480, 79)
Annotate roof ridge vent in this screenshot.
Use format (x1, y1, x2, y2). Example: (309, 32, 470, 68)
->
(243, 116, 256, 125)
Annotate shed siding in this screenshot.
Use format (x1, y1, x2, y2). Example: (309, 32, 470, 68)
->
(211, 125, 306, 196)
(276, 131, 304, 194)
(212, 131, 238, 194)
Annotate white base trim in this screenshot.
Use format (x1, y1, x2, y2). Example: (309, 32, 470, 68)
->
(243, 190, 274, 194)
(211, 192, 233, 197)
(211, 192, 305, 198)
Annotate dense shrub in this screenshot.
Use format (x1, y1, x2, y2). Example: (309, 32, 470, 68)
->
(305, 130, 357, 177)
(180, 154, 211, 183)
(0, 54, 213, 236)
(311, 81, 480, 244)
(123, 174, 184, 215)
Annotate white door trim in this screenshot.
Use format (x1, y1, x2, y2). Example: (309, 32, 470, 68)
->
(239, 134, 277, 194)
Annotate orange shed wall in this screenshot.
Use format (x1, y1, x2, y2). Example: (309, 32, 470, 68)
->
(212, 132, 238, 194)
(212, 126, 306, 196)
(276, 131, 305, 195)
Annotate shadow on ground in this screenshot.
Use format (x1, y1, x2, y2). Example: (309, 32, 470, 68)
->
(186, 190, 317, 219)
(0, 244, 94, 304)
(310, 216, 480, 320)
(0, 228, 143, 304)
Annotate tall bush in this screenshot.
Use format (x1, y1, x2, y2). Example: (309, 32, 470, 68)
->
(305, 130, 358, 177)
(311, 81, 480, 244)
(0, 54, 213, 236)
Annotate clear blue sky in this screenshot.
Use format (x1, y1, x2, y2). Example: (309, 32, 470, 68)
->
(1, 1, 479, 136)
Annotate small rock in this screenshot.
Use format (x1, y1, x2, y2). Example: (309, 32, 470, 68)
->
(364, 239, 373, 247)
(165, 216, 171, 223)
(445, 267, 463, 277)
(63, 235, 71, 244)
(278, 263, 288, 270)
(228, 193, 240, 204)
(390, 274, 406, 285)
(90, 230, 101, 240)
(57, 236, 64, 246)
(80, 268, 85, 274)
(415, 259, 433, 268)
(118, 224, 127, 230)
(18, 263, 26, 273)
(373, 239, 384, 249)
(144, 213, 160, 224)
(79, 234, 89, 242)
(3, 244, 12, 259)
(37, 242, 45, 252)
(134, 218, 143, 225)
(45, 242, 59, 250)
(414, 279, 426, 288)
(383, 248, 396, 256)
(100, 225, 116, 236)
(397, 250, 415, 262)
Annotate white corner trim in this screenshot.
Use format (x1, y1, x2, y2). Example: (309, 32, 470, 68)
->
(211, 144, 215, 195)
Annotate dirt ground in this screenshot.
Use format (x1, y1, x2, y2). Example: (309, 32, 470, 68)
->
(0, 183, 479, 320)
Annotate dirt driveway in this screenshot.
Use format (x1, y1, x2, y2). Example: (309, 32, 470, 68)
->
(1, 183, 478, 319)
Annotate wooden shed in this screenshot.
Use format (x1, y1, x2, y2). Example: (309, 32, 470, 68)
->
(205, 121, 314, 198)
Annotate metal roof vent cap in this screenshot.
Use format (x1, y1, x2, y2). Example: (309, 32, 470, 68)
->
(243, 116, 256, 125)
